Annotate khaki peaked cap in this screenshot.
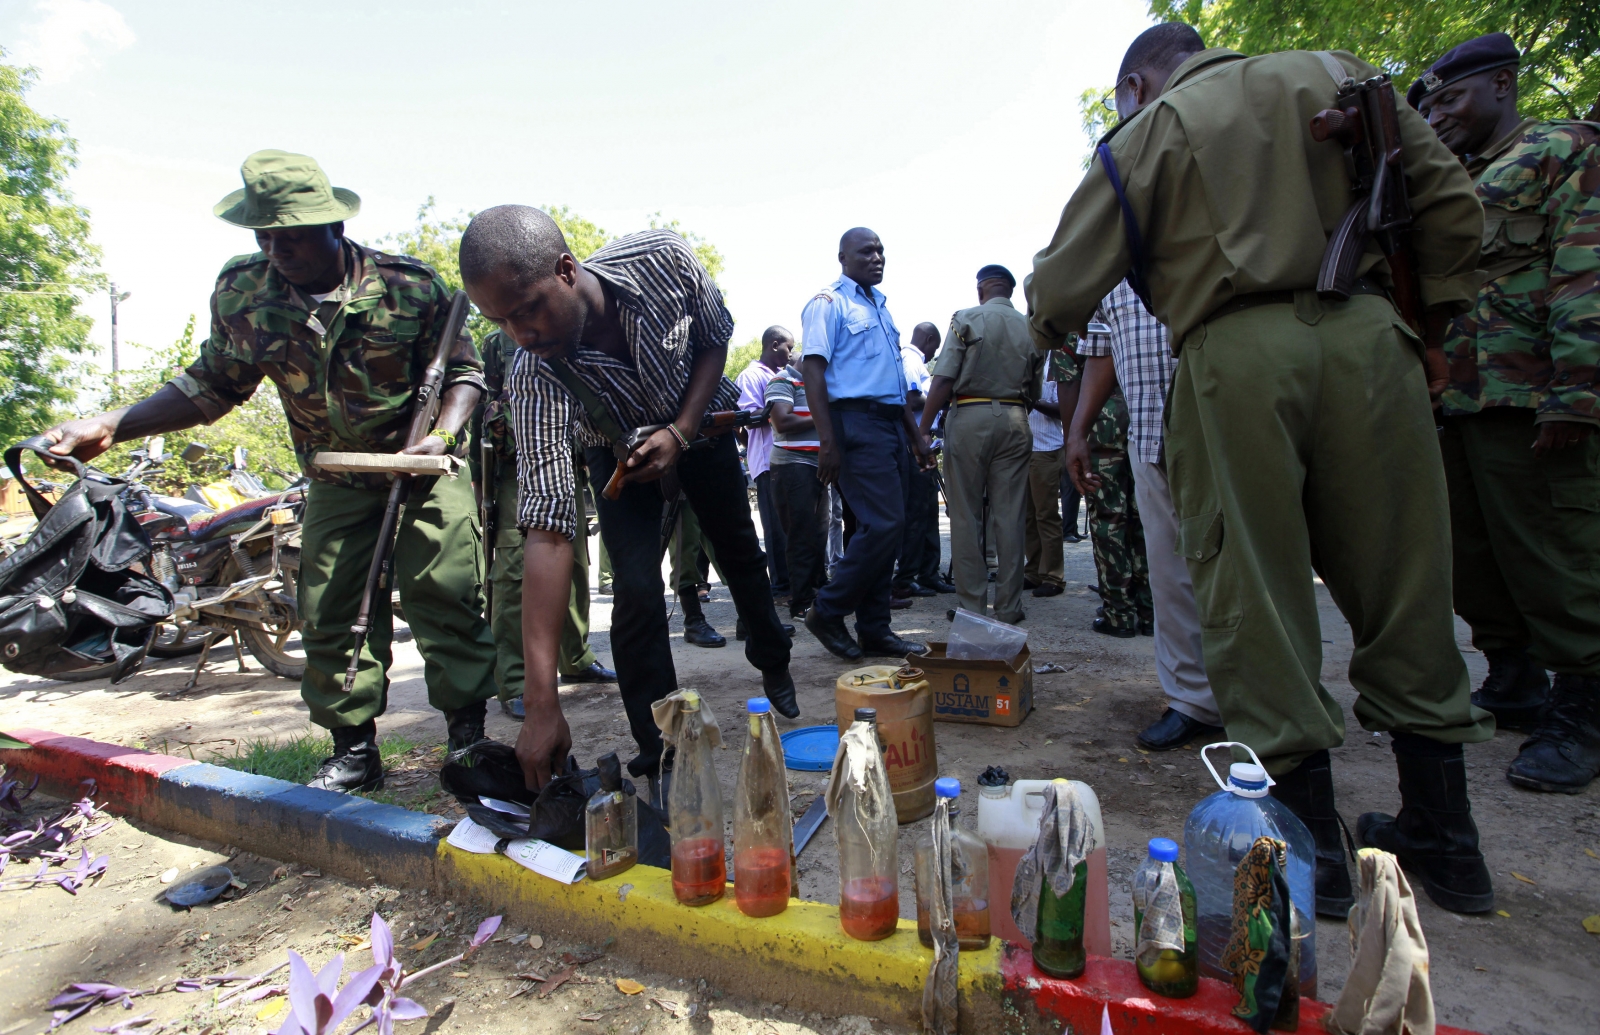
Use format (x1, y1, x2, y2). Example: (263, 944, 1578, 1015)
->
(213, 149, 360, 229)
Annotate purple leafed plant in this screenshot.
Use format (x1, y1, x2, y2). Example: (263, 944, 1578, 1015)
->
(48, 984, 145, 1029)
(0, 771, 39, 812)
(1, 793, 111, 893)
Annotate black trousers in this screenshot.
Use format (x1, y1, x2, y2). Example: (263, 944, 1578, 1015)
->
(586, 434, 790, 778)
(896, 466, 938, 587)
(813, 410, 911, 639)
(772, 460, 829, 616)
(753, 470, 790, 595)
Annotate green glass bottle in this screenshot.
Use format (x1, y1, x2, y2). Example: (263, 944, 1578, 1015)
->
(1132, 838, 1199, 998)
(1032, 858, 1088, 979)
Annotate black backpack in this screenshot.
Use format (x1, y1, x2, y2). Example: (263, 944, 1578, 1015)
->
(0, 439, 174, 682)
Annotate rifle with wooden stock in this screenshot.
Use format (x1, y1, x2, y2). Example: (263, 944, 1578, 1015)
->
(339, 289, 472, 693)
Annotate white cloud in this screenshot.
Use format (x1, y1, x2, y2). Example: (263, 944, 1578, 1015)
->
(12, 0, 135, 83)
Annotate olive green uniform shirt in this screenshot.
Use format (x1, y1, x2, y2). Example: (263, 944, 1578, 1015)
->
(1026, 48, 1484, 349)
(932, 296, 1043, 399)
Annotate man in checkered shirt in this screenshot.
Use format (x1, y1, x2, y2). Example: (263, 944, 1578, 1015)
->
(1069, 280, 1223, 751)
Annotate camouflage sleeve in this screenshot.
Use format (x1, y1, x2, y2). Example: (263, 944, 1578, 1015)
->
(1544, 135, 1600, 422)
(1053, 344, 1085, 387)
(427, 277, 486, 394)
(167, 281, 264, 422)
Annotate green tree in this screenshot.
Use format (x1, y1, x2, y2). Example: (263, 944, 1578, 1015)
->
(1082, 3, 1600, 144)
(0, 53, 101, 445)
(648, 212, 726, 284)
(724, 336, 762, 377)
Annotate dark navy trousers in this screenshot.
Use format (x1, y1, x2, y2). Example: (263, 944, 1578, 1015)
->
(813, 409, 911, 640)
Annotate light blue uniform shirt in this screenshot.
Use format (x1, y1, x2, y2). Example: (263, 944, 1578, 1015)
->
(800, 275, 906, 406)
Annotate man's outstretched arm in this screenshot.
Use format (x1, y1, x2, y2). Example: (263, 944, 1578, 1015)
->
(517, 529, 575, 790)
(43, 384, 207, 463)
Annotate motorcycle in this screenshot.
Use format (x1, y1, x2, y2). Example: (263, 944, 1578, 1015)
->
(54, 437, 307, 686)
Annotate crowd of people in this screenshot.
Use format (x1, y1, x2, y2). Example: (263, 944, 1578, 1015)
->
(37, 21, 1597, 927)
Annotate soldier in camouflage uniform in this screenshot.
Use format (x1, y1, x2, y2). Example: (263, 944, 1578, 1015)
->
(475, 331, 615, 721)
(1414, 33, 1600, 793)
(1057, 347, 1153, 636)
(43, 151, 499, 793)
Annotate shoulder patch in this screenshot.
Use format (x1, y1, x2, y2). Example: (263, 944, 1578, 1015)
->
(810, 289, 836, 304)
(368, 249, 434, 273)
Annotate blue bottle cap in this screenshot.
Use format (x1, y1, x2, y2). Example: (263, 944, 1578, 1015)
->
(747, 697, 770, 714)
(1148, 837, 1180, 863)
(934, 777, 961, 798)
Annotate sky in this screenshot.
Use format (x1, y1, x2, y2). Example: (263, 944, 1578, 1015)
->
(3, 0, 1156, 374)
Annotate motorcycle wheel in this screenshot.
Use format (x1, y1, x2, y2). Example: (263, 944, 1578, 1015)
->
(147, 623, 210, 658)
(234, 549, 305, 680)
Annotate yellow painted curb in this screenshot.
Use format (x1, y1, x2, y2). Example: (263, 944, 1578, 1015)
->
(437, 841, 1004, 1027)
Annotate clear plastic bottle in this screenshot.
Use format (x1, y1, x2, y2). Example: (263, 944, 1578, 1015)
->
(733, 697, 792, 917)
(669, 690, 726, 907)
(836, 707, 899, 940)
(1184, 742, 1317, 998)
(1132, 837, 1198, 998)
(915, 777, 991, 950)
(584, 751, 637, 881)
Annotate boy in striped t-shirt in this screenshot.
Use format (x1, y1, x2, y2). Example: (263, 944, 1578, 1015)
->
(766, 362, 828, 618)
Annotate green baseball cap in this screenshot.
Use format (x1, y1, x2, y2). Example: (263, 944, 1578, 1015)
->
(213, 149, 360, 229)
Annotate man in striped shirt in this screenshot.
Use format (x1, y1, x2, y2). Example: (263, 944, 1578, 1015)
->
(460, 206, 796, 792)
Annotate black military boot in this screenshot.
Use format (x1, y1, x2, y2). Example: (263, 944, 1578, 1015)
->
(1268, 749, 1354, 919)
(679, 592, 725, 648)
(1472, 647, 1550, 729)
(1506, 673, 1600, 794)
(1357, 732, 1495, 913)
(763, 668, 800, 719)
(307, 720, 383, 794)
(445, 699, 489, 753)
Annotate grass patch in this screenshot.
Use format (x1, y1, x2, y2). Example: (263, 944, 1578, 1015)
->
(212, 730, 425, 784)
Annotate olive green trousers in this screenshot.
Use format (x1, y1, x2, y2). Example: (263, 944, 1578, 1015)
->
(1440, 408, 1600, 675)
(944, 401, 1031, 622)
(1166, 293, 1492, 773)
(299, 474, 499, 728)
(487, 459, 599, 702)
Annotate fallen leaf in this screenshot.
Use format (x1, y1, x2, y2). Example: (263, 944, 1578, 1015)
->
(1117, 757, 1128, 763)
(1511, 872, 1536, 885)
(410, 933, 440, 952)
(451, 972, 469, 979)
(538, 966, 577, 998)
(159, 868, 179, 884)
(339, 935, 372, 950)
(301, 870, 321, 878)
(1583, 915, 1600, 935)
(256, 1000, 287, 1021)
(1495, 910, 1511, 918)
(1474, 966, 1487, 972)
(1043, 740, 1053, 746)
(616, 979, 644, 995)
(651, 998, 682, 1017)
(1586, 849, 1597, 860)
(529, 934, 543, 949)
(578, 1015, 603, 1023)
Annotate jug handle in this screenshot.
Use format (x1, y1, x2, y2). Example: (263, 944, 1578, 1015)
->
(1200, 741, 1275, 792)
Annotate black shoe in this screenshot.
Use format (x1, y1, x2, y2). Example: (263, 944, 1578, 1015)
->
(1136, 708, 1224, 752)
(889, 595, 913, 610)
(903, 582, 938, 598)
(683, 615, 726, 647)
(946, 609, 956, 622)
(736, 619, 794, 642)
(1269, 749, 1355, 919)
(446, 700, 489, 753)
(1093, 616, 1136, 638)
(1138, 619, 1154, 636)
(559, 662, 617, 684)
(763, 669, 801, 719)
(500, 696, 526, 720)
(858, 632, 926, 658)
(1473, 647, 1551, 729)
(307, 721, 384, 794)
(921, 577, 956, 594)
(805, 607, 863, 661)
(1506, 673, 1600, 793)
(1064, 532, 1084, 543)
(1087, 584, 1101, 596)
(1032, 583, 1064, 598)
(1023, 578, 1041, 590)
(1358, 733, 1495, 914)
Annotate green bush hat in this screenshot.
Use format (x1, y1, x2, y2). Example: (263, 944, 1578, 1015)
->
(213, 149, 361, 229)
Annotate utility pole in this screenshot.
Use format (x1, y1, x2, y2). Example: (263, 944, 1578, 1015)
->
(110, 282, 132, 383)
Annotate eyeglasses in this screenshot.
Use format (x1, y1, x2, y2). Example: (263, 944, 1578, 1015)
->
(1101, 73, 1136, 113)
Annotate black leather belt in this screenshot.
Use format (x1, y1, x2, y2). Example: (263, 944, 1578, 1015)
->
(829, 398, 906, 421)
(1207, 277, 1389, 322)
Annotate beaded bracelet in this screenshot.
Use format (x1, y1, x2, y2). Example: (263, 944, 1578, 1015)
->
(427, 428, 457, 449)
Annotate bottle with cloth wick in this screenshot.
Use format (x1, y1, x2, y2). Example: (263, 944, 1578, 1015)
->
(657, 689, 726, 906)
(733, 696, 793, 917)
(1010, 778, 1098, 978)
(915, 777, 990, 949)
(828, 707, 900, 940)
(1132, 837, 1198, 997)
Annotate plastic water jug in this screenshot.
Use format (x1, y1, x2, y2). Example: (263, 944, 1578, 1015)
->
(976, 773, 1110, 954)
(1183, 743, 1317, 998)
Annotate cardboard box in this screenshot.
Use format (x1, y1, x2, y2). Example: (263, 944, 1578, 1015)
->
(914, 642, 1034, 727)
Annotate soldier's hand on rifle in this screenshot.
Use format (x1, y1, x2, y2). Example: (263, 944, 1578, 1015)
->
(616, 426, 684, 487)
(1533, 420, 1594, 459)
(1065, 430, 1101, 496)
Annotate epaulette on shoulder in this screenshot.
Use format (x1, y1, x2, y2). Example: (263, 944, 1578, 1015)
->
(809, 287, 837, 305)
(219, 252, 266, 276)
(369, 249, 434, 274)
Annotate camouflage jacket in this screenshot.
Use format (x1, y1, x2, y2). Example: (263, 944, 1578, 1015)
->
(1441, 119, 1600, 422)
(170, 241, 484, 489)
(1056, 343, 1129, 456)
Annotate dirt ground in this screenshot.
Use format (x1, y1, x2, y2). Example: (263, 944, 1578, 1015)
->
(3, 517, 1598, 1034)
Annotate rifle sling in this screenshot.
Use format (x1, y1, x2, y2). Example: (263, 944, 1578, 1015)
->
(544, 358, 632, 446)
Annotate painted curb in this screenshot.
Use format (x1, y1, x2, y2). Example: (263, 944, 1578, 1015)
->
(0, 729, 1486, 1034)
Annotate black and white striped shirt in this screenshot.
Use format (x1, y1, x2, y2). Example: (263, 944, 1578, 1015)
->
(510, 230, 738, 537)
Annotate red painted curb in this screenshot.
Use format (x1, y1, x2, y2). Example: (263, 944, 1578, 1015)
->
(0, 727, 194, 809)
(1000, 945, 1481, 1035)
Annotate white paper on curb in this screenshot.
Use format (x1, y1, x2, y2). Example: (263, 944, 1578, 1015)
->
(504, 839, 587, 884)
(446, 816, 501, 854)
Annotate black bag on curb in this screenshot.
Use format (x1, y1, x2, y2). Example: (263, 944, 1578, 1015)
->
(0, 439, 173, 682)
(441, 742, 671, 867)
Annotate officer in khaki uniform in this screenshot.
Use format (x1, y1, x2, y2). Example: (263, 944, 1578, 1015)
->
(919, 265, 1042, 623)
(1027, 25, 1494, 916)
(475, 330, 614, 721)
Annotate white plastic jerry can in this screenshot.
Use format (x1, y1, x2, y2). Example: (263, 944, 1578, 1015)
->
(976, 778, 1110, 954)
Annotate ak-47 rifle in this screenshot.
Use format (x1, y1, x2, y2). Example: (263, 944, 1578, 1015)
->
(600, 402, 774, 501)
(340, 289, 472, 693)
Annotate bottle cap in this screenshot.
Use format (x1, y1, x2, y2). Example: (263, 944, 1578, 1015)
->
(1148, 837, 1179, 863)
(597, 751, 624, 794)
(934, 777, 961, 799)
(1228, 762, 1269, 797)
(854, 707, 878, 723)
(681, 690, 701, 708)
(747, 697, 770, 714)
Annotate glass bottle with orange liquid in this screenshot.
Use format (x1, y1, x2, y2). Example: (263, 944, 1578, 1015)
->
(833, 708, 900, 940)
(914, 778, 991, 950)
(733, 697, 793, 918)
(668, 690, 726, 906)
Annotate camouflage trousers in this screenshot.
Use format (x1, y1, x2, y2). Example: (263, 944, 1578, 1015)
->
(1088, 394, 1152, 630)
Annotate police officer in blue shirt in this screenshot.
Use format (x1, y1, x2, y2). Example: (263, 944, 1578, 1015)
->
(799, 227, 932, 661)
